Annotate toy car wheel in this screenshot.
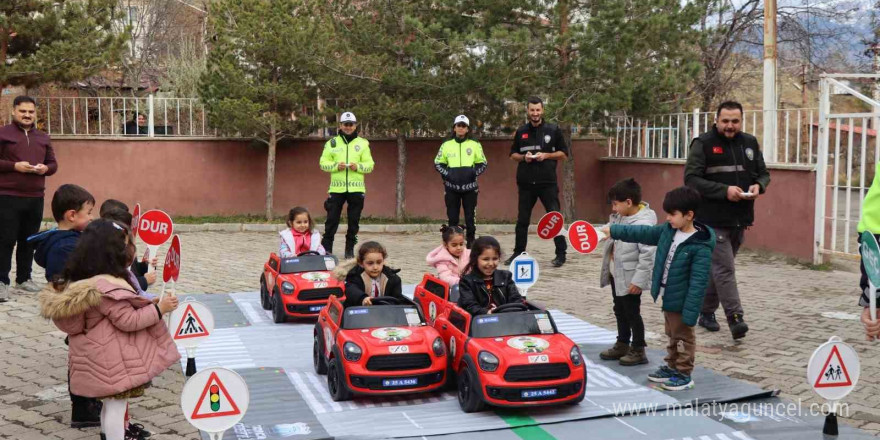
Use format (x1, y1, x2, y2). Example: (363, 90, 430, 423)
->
(260, 277, 271, 310)
(272, 290, 287, 324)
(313, 332, 328, 375)
(327, 357, 352, 401)
(457, 363, 485, 413)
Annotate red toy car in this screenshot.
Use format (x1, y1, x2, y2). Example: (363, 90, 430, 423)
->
(312, 295, 448, 401)
(260, 251, 344, 323)
(414, 274, 587, 412)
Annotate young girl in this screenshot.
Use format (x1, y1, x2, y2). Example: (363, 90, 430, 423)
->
(39, 220, 180, 440)
(458, 236, 523, 315)
(426, 225, 471, 286)
(335, 241, 403, 307)
(280, 206, 326, 257)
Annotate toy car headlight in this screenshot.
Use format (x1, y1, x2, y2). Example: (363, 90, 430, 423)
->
(478, 351, 499, 372)
(343, 342, 362, 362)
(281, 281, 295, 294)
(432, 337, 445, 357)
(570, 346, 583, 367)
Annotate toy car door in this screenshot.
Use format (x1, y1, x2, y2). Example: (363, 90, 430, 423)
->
(414, 274, 449, 326)
(436, 304, 470, 370)
(320, 300, 343, 357)
(265, 253, 281, 295)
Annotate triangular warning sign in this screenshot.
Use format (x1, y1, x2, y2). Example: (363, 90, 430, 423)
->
(191, 371, 242, 419)
(814, 345, 853, 388)
(173, 304, 210, 340)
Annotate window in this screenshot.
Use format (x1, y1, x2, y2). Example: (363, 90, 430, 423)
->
(127, 6, 138, 24)
(449, 311, 467, 333)
(269, 259, 278, 271)
(328, 304, 340, 324)
(423, 279, 446, 299)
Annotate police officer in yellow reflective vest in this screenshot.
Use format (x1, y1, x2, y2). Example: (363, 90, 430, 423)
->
(434, 115, 487, 247)
(319, 112, 374, 259)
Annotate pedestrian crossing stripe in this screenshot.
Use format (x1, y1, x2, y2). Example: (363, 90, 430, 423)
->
(174, 303, 210, 340)
(191, 371, 242, 419)
(813, 345, 853, 388)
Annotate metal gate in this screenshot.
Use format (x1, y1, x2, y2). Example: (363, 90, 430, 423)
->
(814, 74, 880, 263)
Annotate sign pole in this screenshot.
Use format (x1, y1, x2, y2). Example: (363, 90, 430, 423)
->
(870, 280, 877, 322)
(824, 399, 839, 436)
(207, 431, 226, 440)
(185, 346, 198, 378)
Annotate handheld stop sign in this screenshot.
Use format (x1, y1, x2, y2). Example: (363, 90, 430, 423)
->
(860, 231, 879, 321)
(568, 220, 602, 254)
(537, 211, 565, 239)
(139, 209, 173, 273)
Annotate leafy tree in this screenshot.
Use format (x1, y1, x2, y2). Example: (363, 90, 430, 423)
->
(0, 0, 127, 87)
(200, 0, 328, 219)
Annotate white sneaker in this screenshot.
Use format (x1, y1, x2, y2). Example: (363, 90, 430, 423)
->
(0, 283, 9, 302)
(16, 279, 42, 293)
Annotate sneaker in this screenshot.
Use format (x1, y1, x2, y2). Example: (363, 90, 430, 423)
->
(15, 279, 41, 293)
(599, 341, 630, 360)
(698, 313, 720, 332)
(728, 314, 748, 340)
(0, 283, 8, 302)
(647, 365, 677, 383)
(127, 422, 152, 439)
(661, 372, 694, 391)
(619, 347, 649, 366)
(503, 254, 517, 266)
(551, 257, 565, 268)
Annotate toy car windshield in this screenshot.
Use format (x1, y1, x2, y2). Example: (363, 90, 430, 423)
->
(342, 305, 425, 330)
(279, 255, 338, 274)
(470, 311, 558, 338)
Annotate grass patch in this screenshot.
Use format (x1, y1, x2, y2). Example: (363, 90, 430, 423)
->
(798, 261, 834, 271)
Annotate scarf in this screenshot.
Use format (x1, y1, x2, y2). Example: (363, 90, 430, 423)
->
(291, 229, 312, 255)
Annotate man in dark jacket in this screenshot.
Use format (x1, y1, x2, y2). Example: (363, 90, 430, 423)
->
(684, 101, 771, 340)
(506, 96, 569, 267)
(0, 96, 58, 300)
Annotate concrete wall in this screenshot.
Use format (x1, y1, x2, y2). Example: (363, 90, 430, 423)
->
(45, 137, 816, 260)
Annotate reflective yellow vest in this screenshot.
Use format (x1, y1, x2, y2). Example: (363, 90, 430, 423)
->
(319, 135, 374, 194)
(859, 163, 880, 233)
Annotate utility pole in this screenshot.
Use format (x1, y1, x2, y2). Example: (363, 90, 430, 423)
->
(763, 0, 778, 163)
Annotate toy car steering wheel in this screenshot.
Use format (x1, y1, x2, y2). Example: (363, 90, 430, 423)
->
(297, 251, 322, 256)
(371, 296, 404, 306)
(492, 303, 529, 314)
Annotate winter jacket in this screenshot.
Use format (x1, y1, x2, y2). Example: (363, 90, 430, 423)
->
(684, 126, 771, 228)
(29, 229, 80, 282)
(319, 133, 374, 194)
(859, 163, 880, 234)
(434, 137, 487, 193)
(333, 259, 403, 307)
(0, 123, 58, 197)
(38, 276, 180, 399)
(279, 229, 326, 257)
(458, 269, 524, 316)
(609, 221, 716, 326)
(426, 245, 471, 286)
(600, 203, 658, 295)
(509, 121, 569, 186)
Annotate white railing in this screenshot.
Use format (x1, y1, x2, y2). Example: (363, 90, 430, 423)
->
(23, 95, 215, 137)
(606, 108, 818, 164)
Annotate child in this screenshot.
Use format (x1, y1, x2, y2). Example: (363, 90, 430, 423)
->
(39, 220, 180, 440)
(30, 184, 95, 283)
(280, 206, 325, 257)
(601, 186, 715, 391)
(426, 225, 471, 286)
(335, 241, 403, 307)
(100, 200, 157, 292)
(599, 178, 656, 366)
(458, 236, 523, 315)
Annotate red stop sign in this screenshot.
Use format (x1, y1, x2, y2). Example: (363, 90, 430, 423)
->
(163, 234, 182, 283)
(131, 203, 141, 239)
(568, 220, 599, 254)
(138, 209, 173, 246)
(537, 211, 564, 240)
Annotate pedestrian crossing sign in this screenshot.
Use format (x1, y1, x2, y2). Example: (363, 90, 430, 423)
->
(174, 304, 210, 339)
(169, 300, 215, 348)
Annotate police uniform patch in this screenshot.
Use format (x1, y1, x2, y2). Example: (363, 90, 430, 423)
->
(544, 134, 551, 144)
(745, 147, 754, 161)
(355, 145, 361, 152)
(466, 148, 472, 155)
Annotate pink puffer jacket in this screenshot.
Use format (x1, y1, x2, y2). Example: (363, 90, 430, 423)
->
(39, 275, 180, 398)
(426, 245, 470, 286)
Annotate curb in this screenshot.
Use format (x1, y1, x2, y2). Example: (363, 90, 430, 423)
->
(40, 221, 530, 234)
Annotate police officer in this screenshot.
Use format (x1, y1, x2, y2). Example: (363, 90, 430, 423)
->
(685, 101, 770, 340)
(434, 115, 487, 247)
(319, 112, 374, 259)
(506, 96, 569, 268)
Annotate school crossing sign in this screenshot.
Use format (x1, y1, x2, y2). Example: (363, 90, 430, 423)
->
(807, 336, 860, 401)
(181, 367, 250, 437)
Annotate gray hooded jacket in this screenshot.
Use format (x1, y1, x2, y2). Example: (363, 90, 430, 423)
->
(600, 202, 657, 295)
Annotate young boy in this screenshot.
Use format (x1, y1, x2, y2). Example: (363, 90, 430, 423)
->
(599, 178, 656, 366)
(29, 184, 94, 282)
(602, 186, 716, 391)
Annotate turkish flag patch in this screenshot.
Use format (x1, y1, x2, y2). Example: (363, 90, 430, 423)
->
(521, 133, 529, 139)
(712, 146, 724, 154)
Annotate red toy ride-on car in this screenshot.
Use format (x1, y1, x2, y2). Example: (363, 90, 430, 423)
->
(260, 251, 344, 323)
(313, 295, 448, 401)
(413, 274, 587, 412)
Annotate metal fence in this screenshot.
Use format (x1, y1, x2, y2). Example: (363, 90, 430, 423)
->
(606, 108, 818, 164)
(27, 95, 212, 137)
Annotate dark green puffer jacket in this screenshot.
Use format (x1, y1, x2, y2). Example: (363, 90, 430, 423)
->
(610, 221, 716, 326)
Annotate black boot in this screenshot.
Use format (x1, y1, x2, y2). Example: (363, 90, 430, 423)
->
(728, 313, 749, 340)
(698, 313, 721, 332)
(70, 394, 101, 428)
(344, 238, 355, 260)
